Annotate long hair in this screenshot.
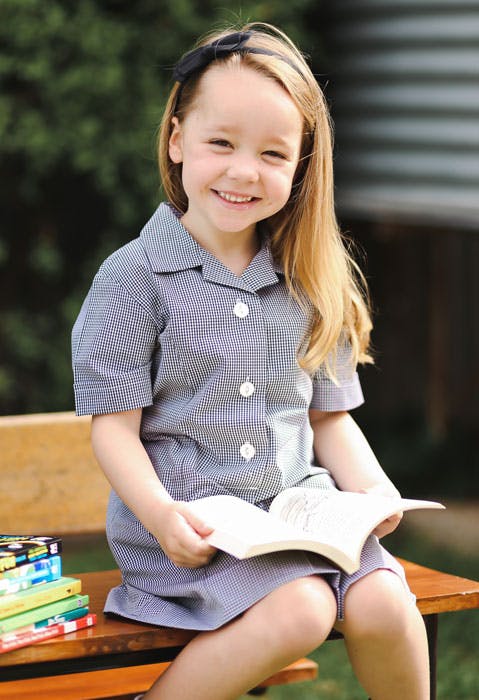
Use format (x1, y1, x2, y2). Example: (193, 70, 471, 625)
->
(158, 22, 373, 377)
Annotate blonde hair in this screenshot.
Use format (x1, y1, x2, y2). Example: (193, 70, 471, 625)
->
(158, 22, 373, 377)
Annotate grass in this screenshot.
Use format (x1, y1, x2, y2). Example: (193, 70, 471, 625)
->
(62, 525, 479, 700)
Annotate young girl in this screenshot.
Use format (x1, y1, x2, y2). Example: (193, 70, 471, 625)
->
(72, 23, 429, 699)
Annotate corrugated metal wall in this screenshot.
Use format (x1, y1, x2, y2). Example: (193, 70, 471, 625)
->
(325, 0, 479, 229)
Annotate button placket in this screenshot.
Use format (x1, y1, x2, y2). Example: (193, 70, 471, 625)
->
(232, 296, 258, 465)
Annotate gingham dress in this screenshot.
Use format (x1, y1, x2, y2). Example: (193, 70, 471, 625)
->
(72, 202, 410, 629)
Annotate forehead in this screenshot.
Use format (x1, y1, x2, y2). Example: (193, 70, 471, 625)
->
(188, 64, 303, 137)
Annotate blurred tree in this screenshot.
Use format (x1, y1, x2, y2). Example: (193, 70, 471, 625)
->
(0, 0, 323, 414)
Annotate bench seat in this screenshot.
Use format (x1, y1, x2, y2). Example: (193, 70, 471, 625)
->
(0, 563, 478, 699)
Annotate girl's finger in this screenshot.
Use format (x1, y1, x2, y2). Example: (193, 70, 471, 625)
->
(175, 502, 215, 537)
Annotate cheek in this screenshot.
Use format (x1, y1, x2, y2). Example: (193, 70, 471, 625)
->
(181, 154, 217, 193)
(268, 169, 296, 203)
(180, 162, 202, 196)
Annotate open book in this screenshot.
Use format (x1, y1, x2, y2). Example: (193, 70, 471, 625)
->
(188, 488, 444, 574)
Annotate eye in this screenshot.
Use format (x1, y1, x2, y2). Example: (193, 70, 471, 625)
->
(263, 150, 288, 160)
(209, 139, 232, 148)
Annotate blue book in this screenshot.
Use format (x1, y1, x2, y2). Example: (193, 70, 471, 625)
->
(0, 556, 62, 596)
(33, 605, 89, 628)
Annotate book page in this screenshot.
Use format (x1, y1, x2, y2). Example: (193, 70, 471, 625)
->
(270, 490, 373, 548)
(189, 496, 302, 547)
(270, 489, 444, 551)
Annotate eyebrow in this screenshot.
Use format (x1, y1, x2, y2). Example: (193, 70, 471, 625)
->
(204, 125, 296, 148)
(203, 124, 235, 134)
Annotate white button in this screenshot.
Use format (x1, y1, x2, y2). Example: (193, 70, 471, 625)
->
(240, 381, 255, 398)
(240, 443, 256, 461)
(233, 301, 249, 318)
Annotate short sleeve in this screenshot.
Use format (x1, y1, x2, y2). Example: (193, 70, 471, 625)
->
(309, 342, 364, 411)
(72, 275, 157, 416)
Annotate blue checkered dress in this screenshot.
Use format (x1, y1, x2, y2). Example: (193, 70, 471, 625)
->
(72, 203, 410, 629)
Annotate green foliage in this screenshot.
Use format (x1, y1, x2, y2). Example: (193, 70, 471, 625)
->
(364, 416, 479, 499)
(0, 0, 324, 415)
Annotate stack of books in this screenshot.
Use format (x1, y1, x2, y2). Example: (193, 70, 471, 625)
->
(0, 535, 96, 653)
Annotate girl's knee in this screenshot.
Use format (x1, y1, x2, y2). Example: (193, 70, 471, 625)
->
(259, 576, 337, 652)
(291, 576, 337, 639)
(340, 569, 418, 640)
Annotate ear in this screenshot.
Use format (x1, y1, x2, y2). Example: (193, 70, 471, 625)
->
(169, 116, 183, 163)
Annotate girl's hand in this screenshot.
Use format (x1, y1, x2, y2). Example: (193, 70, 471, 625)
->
(372, 511, 403, 538)
(153, 500, 217, 568)
(359, 484, 403, 539)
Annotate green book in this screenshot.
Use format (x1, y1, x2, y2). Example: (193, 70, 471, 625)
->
(0, 594, 89, 634)
(0, 576, 82, 619)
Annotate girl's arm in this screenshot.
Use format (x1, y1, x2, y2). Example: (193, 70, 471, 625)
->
(309, 409, 402, 537)
(91, 409, 215, 567)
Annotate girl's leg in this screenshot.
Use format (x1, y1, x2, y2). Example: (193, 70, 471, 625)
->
(143, 575, 337, 700)
(336, 569, 429, 700)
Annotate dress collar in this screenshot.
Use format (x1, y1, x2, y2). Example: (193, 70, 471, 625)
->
(141, 202, 283, 292)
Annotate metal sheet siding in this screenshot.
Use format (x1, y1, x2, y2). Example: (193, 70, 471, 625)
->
(326, 1, 479, 228)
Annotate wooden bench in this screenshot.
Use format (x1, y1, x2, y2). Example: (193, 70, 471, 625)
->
(1, 412, 478, 700)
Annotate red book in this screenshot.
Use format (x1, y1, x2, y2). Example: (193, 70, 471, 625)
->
(0, 613, 96, 653)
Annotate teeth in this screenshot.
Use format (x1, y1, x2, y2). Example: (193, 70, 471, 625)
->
(218, 191, 253, 203)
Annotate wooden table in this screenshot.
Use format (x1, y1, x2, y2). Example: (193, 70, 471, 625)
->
(1, 561, 478, 699)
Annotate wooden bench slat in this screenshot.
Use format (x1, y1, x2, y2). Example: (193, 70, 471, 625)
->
(397, 558, 479, 614)
(1, 412, 109, 534)
(0, 663, 168, 700)
(1, 562, 478, 674)
(1, 563, 479, 669)
(0, 657, 318, 699)
(253, 657, 319, 688)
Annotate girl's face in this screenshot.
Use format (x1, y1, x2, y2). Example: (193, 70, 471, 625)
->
(169, 64, 303, 246)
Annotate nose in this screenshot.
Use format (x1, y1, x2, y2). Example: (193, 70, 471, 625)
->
(226, 153, 259, 183)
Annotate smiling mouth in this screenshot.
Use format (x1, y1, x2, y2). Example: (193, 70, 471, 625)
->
(215, 190, 258, 203)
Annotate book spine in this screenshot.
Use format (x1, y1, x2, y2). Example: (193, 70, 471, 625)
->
(0, 594, 89, 634)
(0, 556, 62, 596)
(0, 577, 82, 619)
(0, 613, 97, 653)
(0, 606, 90, 638)
(0, 537, 62, 572)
